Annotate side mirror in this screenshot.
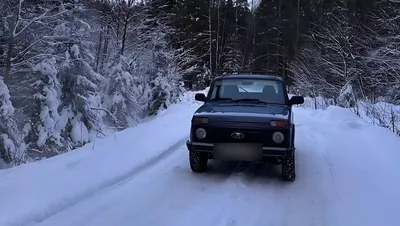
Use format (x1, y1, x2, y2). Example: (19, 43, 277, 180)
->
(195, 93, 206, 102)
(289, 96, 304, 105)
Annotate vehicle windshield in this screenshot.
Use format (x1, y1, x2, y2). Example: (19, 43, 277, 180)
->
(209, 78, 286, 104)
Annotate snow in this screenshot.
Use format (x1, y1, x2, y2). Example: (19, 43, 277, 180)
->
(70, 118, 90, 144)
(70, 44, 80, 59)
(292, 94, 400, 135)
(358, 101, 400, 134)
(0, 77, 15, 118)
(32, 57, 58, 77)
(0, 88, 400, 226)
(338, 82, 356, 108)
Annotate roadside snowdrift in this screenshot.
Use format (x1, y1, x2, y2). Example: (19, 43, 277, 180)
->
(294, 105, 400, 226)
(291, 94, 400, 135)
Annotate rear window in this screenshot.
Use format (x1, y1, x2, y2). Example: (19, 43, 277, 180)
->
(209, 78, 286, 104)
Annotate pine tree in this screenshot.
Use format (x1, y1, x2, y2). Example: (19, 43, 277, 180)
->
(54, 1, 106, 148)
(0, 76, 18, 164)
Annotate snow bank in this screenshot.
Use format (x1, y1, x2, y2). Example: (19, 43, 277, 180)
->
(358, 101, 400, 135)
(294, 105, 400, 226)
(0, 89, 207, 226)
(178, 87, 209, 104)
(291, 93, 400, 135)
(289, 93, 334, 110)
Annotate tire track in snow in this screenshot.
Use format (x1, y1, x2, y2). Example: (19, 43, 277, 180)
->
(182, 162, 285, 226)
(166, 162, 254, 226)
(276, 116, 335, 226)
(32, 150, 248, 226)
(304, 123, 336, 188)
(11, 138, 189, 226)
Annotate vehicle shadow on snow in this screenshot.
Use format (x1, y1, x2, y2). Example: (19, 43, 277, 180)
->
(186, 160, 286, 185)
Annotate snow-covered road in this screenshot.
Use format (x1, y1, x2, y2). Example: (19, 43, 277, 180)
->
(1, 90, 400, 226)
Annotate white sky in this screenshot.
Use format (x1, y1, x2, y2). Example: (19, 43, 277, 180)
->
(247, 0, 261, 10)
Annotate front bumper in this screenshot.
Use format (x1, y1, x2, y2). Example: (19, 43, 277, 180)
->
(186, 140, 294, 157)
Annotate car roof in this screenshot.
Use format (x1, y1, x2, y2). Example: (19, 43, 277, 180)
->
(214, 73, 284, 81)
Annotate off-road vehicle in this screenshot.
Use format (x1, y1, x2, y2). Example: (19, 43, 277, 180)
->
(186, 72, 304, 181)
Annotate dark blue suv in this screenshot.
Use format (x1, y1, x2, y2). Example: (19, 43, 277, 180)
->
(186, 73, 304, 181)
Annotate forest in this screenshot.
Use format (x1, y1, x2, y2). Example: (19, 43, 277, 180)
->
(0, 0, 399, 166)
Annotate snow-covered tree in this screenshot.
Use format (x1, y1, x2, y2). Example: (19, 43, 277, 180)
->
(338, 82, 357, 108)
(361, 0, 400, 104)
(130, 3, 189, 115)
(290, 0, 362, 101)
(0, 77, 14, 163)
(53, 2, 106, 148)
(23, 57, 63, 158)
(222, 35, 244, 71)
(1, 0, 68, 83)
(101, 55, 143, 129)
(58, 45, 105, 148)
(196, 63, 212, 90)
(0, 75, 21, 164)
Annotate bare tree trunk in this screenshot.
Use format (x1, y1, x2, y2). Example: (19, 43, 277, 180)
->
(218, 8, 228, 67)
(215, 1, 220, 75)
(121, 9, 131, 55)
(4, 0, 22, 83)
(235, 3, 238, 35)
(95, 23, 104, 72)
(101, 24, 111, 70)
(276, 0, 281, 69)
(209, 0, 213, 74)
(5, 38, 14, 83)
(296, 0, 300, 47)
(251, 0, 256, 70)
(320, 0, 323, 23)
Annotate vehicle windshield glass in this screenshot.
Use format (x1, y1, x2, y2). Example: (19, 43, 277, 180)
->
(209, 78, 286, 104)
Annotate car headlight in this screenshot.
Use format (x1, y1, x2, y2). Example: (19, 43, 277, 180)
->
(195, 128, 207, 139)
(272, 132, 284, 143)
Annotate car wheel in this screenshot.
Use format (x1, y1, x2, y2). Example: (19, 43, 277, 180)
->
(189, 151, 208, 172)
(281, 153, 295, 181)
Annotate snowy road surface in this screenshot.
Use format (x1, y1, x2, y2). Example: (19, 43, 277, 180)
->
(1, 90, 400, 226)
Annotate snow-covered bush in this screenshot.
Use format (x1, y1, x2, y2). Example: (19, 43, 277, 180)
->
(338, 83, 357, 108)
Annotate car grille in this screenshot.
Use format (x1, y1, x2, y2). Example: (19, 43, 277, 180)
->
(192, 126, 289, 147)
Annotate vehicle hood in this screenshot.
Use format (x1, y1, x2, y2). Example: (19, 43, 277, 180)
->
(193, 103, 289, 125)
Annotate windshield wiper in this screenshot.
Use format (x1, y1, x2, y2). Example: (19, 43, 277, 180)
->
(210, 97, 236, 102)
(211, 98, 269, 105)
(233, 98, 268, 104)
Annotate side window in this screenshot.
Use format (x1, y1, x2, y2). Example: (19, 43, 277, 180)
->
(220, 85, 225, 96)
(210, 85, 217, 99)
(209, 82, 222, 99)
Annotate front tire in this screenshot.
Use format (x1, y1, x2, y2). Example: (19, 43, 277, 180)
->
(281, 153, 295, 181)
(189, 151, 208, 172)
